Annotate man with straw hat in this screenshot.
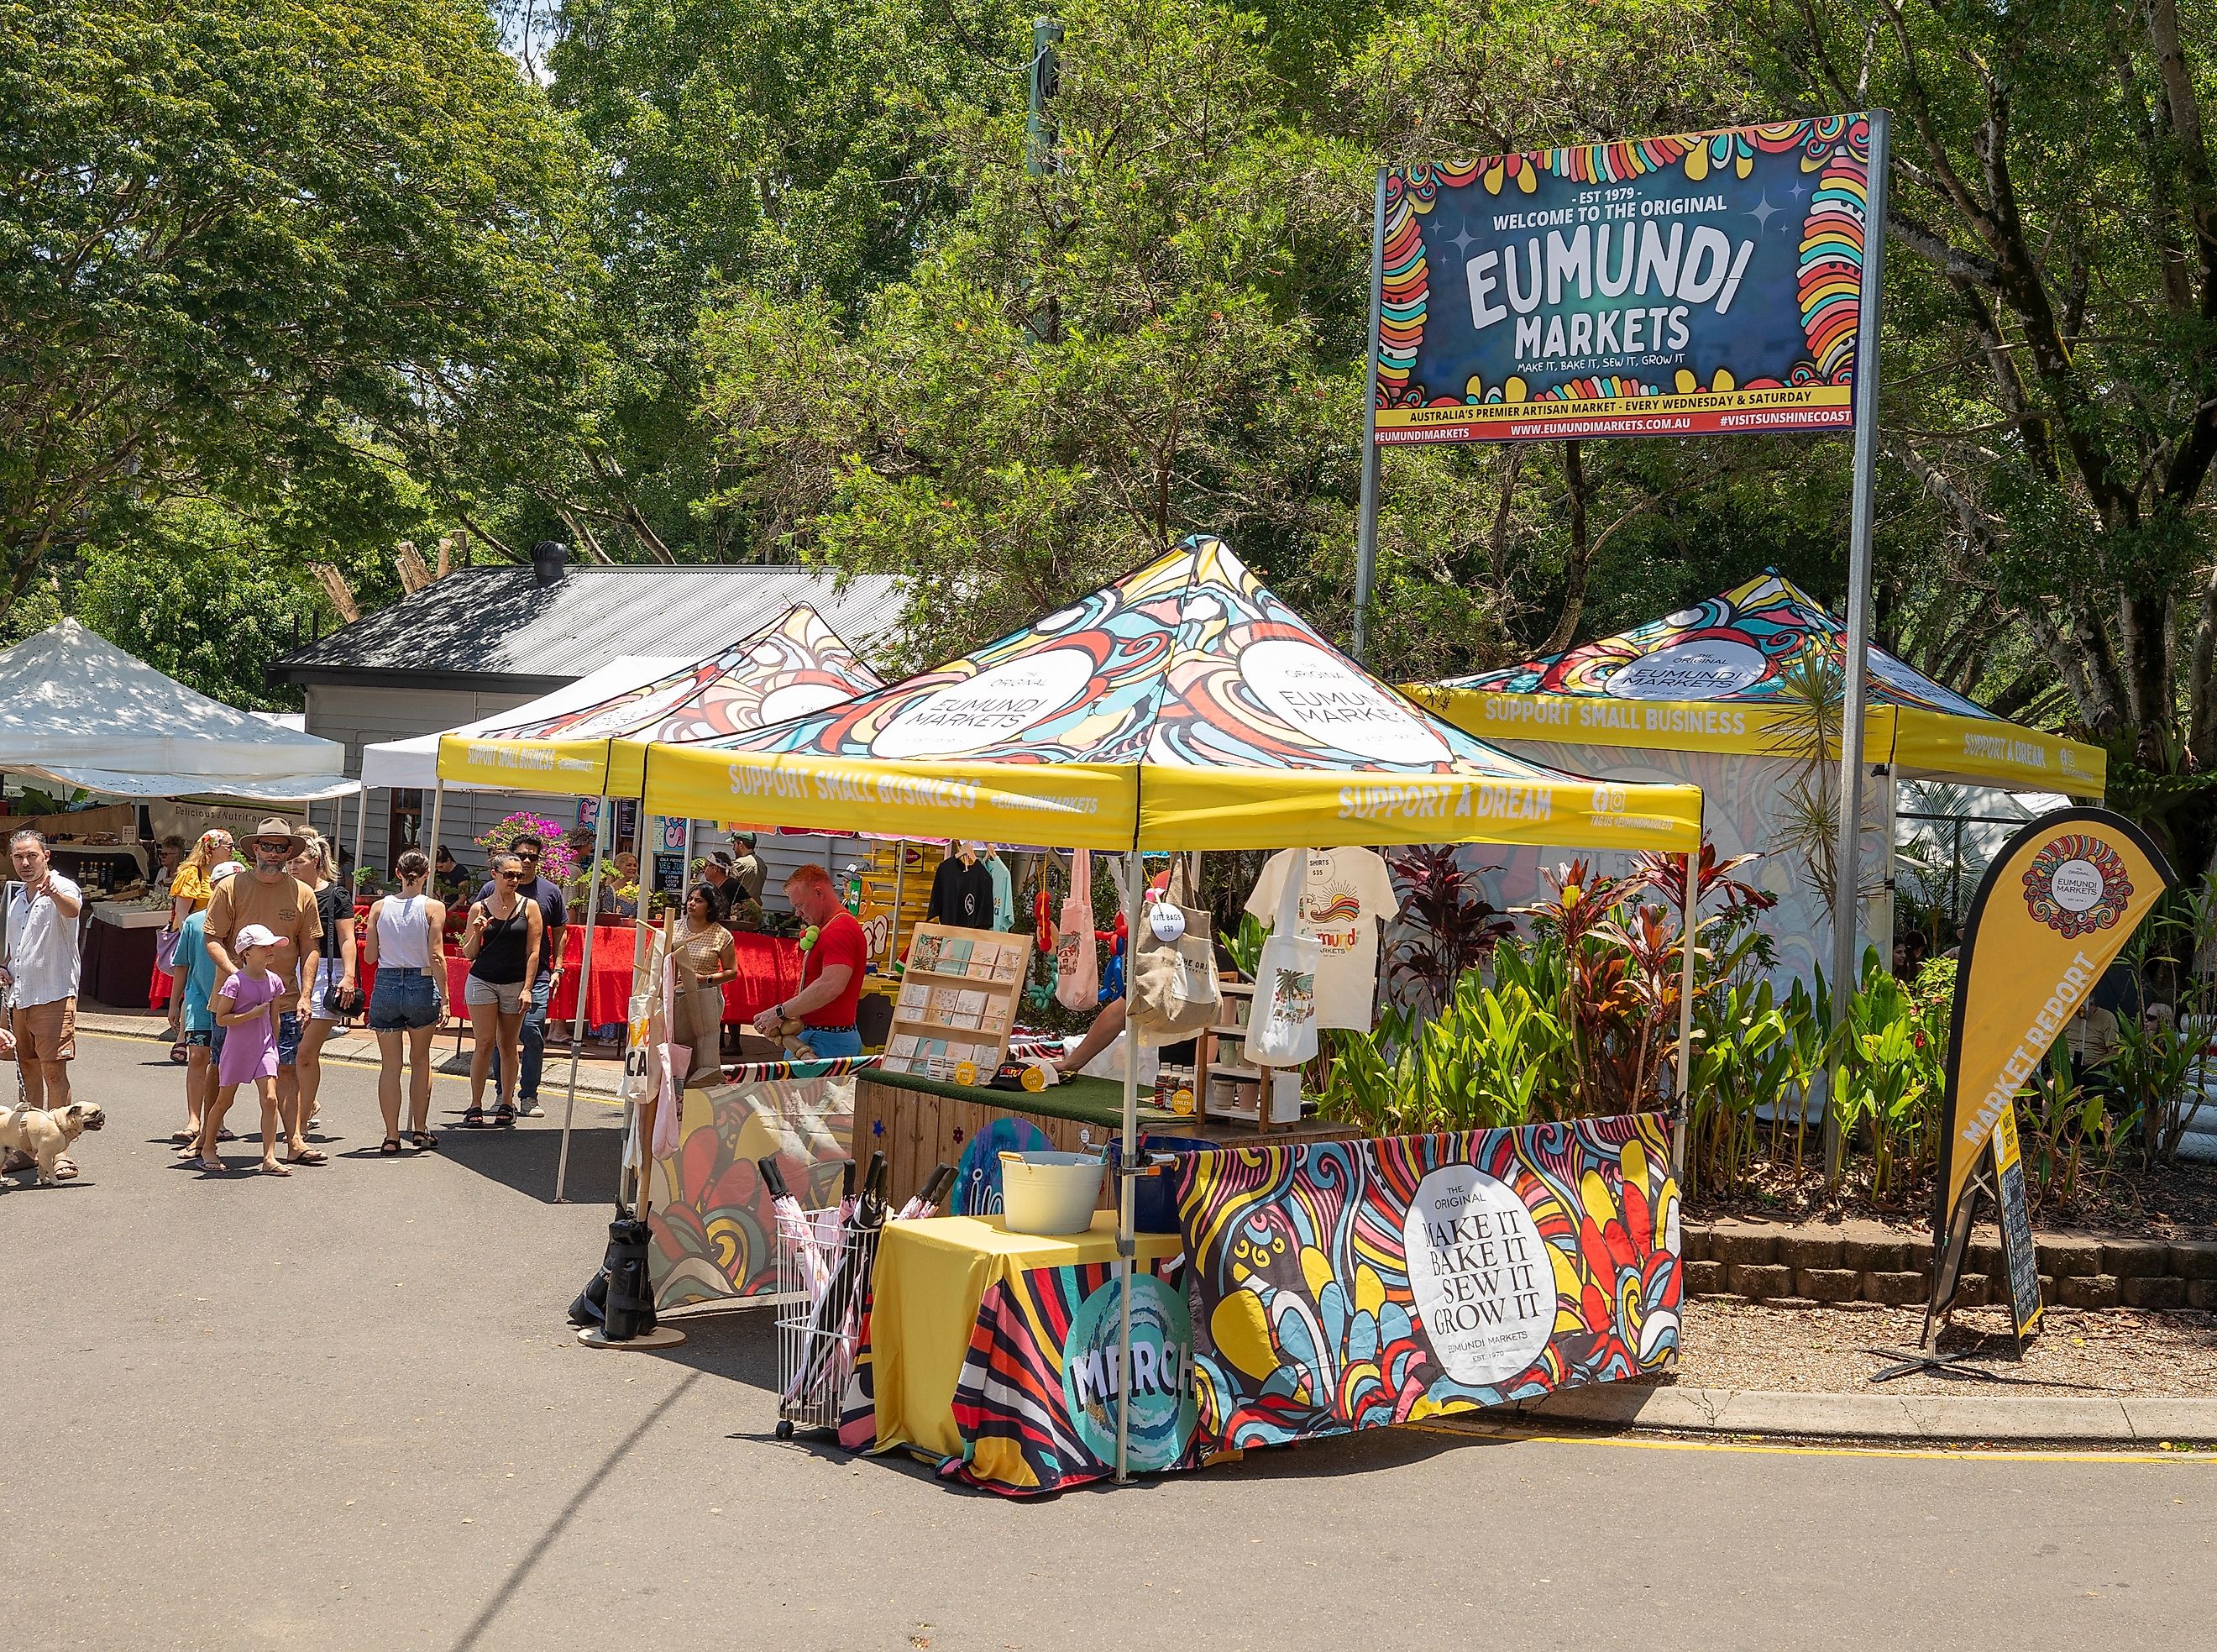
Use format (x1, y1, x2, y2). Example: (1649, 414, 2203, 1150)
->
(204, 817, 325, 1166)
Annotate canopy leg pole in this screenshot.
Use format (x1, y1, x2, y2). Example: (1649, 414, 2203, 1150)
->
(555, 793, 610, 1204)
(1116, 851, 1143, 1485)
(350, 779, 369, 893)
(1672, 850, 1698, 1187)
(424, 781, 445, 868)
(888, 842, 906, 972)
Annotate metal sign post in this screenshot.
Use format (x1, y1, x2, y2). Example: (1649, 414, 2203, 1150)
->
(1350, 168, 1388, 664)
(1822, 108, 1891, 1183)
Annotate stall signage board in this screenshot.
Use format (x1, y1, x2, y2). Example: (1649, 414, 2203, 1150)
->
(1992, 1106, 2043, 1340)
(1373, 116, 1873, 444)
(652, 853, 687, 897)
(1175, 1114, 1679, 1449)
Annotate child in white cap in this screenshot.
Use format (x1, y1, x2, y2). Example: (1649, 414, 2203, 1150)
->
(191, 923, 291, 1175)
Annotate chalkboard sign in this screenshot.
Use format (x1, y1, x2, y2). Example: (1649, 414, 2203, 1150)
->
(652, 853, 687, 897)
(1991, 1104, 2044, 1340)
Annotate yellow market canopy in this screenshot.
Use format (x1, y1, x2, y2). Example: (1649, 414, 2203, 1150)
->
(640, 535, 1703, 852)
(1409, 571, 2105, 797)
(437, 603, 885, 798)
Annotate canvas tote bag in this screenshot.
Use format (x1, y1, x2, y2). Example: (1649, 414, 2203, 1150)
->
(1054, 849, 1098, 1011)
(1243, 850, 1322, 1067)
(1128, 859, 1219, 1042)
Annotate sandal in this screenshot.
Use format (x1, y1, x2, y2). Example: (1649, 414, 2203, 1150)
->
(491, 1104, 517, 1128)
(287, 1146, 329, 1166)
(462, 1105, 488, 1129)
(168, 1041, 188, 1065)
(380, 1137, 402, 1156)
(410, 1130, 439, 1151)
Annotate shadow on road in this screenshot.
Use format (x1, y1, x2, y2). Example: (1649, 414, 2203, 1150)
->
(448, 1367, 706, 1652)
(431, 1113, 625, 1206)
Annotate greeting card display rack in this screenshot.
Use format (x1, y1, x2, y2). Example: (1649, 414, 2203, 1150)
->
(882, 922, 1034, 1083)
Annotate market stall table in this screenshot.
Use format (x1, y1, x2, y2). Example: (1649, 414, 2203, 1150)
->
(368, 923, 802, 1029)
(852, 1067, 1198, 1219)
(81, 901, 165, 1009)
(844, 1211, 1187, 1492)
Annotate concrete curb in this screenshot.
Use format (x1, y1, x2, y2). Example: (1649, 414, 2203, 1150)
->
(1497, 1382, 2217, 1445)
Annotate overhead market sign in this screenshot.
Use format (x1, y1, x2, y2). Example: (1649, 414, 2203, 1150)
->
(1373, 114, 1873, 443)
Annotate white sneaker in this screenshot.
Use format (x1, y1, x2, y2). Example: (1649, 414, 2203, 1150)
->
(518, 1099, 545, 1119)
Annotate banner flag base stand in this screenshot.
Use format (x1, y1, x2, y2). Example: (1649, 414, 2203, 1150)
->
(577, 1325, 688, 1351)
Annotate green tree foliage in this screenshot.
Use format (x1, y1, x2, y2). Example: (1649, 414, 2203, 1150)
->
(0, 0, 598, 619)
(1740, 0, 2217, 847)
(537, 0, 1029, 562)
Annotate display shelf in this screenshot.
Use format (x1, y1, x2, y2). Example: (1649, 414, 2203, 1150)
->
(880, 922, 1035, 1083)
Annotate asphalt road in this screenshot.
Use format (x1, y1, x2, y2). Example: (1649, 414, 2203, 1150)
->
(6, 1031, 2214, 1652)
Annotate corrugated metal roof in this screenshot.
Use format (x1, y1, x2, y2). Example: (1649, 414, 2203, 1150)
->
(274, 565, 909, 688)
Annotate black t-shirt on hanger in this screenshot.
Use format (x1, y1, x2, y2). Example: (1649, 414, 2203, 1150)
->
(927, 856, 997, 929)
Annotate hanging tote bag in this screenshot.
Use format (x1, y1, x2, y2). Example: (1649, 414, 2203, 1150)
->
(1054, 849, 1098, 1012)
(1244, 850, 1322, 1068)
(155, 922, 182, 973)
(1128, 862, 1219, 1042)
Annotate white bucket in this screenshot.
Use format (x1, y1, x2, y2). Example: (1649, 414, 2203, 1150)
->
(998, 1151, 1105, 1235)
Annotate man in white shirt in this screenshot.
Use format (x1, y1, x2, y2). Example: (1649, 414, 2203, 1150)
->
(3, 829, 85, 1175)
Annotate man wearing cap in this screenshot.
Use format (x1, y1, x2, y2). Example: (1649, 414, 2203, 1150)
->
(204, 817, 325, 1165)
(728, 833, 767, 904)
(2, 829, 84, 1176)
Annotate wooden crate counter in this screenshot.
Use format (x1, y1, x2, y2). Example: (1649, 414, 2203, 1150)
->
(853, 1067, 1198, 1214)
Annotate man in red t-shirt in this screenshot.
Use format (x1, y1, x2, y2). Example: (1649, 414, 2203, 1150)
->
(752, 864, 866, 1057)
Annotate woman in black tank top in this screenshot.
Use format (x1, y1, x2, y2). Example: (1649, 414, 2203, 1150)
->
(459, 852, 542, 1126)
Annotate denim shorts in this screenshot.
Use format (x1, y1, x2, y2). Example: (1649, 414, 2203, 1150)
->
(368, 968, 441, 1031)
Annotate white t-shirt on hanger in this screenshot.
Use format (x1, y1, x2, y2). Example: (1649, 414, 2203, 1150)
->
(1245, 847, 1398, 1031)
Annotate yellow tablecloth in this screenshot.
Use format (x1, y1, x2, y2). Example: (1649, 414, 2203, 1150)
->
(868, 1212, 1185, 1459)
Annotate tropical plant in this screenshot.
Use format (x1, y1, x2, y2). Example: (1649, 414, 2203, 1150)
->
(475, 812, 579, 886)
(1385, 846, 1515, 1020)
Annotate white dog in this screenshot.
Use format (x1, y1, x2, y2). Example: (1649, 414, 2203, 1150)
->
(0, 1100, 105, 1187)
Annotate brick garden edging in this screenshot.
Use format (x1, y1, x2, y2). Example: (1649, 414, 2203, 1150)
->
(1682, 1221, 2217, 1313)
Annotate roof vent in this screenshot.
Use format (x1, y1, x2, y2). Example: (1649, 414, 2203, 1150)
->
(529, 539, 569, 587)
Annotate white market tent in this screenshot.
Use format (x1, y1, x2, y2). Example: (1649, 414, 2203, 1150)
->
(0, 621, 354, 802)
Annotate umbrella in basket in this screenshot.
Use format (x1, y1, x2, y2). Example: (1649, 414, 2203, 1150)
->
(789, 1151, 888, 1408)
(760, 1155, 838, 1303)
(896, 1162, 956, 1222)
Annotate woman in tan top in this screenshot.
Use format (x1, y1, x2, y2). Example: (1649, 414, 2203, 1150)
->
(673, 882, 737, 1084)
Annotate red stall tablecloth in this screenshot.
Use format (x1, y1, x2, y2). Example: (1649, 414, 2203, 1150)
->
(405, 925, 802, 1026)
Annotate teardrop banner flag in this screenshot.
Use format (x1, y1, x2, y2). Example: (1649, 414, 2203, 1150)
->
(1933, 808, 2174, 1271)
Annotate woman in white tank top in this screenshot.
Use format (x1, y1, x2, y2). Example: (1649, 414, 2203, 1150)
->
(361, 850, 448, 1152)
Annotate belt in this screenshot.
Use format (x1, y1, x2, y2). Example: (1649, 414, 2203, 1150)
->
(801, 1023, 857, 1034)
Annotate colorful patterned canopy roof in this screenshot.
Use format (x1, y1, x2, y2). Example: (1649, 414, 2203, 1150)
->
(438, 604, 884, 796)
(641, 536, 1705, 852)
(1415, 572, 2104, 795)
(1450, 572, 1989, 715)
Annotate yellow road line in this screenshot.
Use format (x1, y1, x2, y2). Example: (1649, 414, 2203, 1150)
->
(1407, 1422, 2213, 1465)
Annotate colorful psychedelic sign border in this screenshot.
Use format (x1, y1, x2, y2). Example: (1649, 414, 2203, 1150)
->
(1374, 115, 1871, 443)
(1174, 1114, 1680, 1449)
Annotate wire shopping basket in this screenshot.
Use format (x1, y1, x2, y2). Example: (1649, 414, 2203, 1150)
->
(773, 1200, 874, 1439)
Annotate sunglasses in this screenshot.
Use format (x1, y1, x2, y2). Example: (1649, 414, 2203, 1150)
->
(499, 870, 526, 881)
(254, 839, 291, 852)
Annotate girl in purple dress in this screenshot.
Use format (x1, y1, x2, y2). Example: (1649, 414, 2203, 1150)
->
(191, 925, 291, 1175)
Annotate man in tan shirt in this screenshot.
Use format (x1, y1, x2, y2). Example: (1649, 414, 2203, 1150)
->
(205, 816, 323, 1164)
